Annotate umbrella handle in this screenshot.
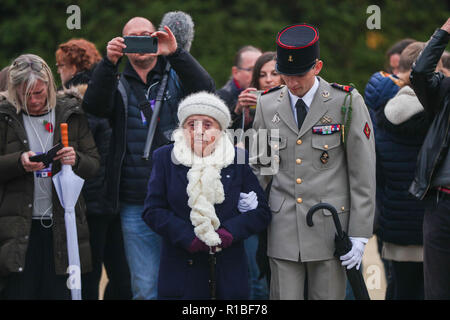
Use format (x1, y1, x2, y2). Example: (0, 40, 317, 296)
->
(306, 203, 344, 239)
(61, 123, 69, 147)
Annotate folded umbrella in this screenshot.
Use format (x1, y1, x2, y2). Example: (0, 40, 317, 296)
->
(306, 203, 370, 300)
(52, 123, 84, 300)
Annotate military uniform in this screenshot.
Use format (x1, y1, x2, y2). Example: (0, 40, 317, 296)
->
(251, 24, 375, 299)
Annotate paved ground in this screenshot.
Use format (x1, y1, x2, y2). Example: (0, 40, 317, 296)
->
(362, 236, 387, 300)
(99, 236, 387, 300)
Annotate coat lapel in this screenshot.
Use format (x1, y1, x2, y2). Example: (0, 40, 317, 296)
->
(220, 165, 235, 194)
(276, 86, 299, 135)
(176, 163, 189, 186)
(298, 77, 333, 138)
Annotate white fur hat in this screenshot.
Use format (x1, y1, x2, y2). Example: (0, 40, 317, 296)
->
(177, 91, 231, 130)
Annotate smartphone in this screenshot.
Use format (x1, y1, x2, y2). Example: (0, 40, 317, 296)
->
(249, 90, 264, 109)
(29, 143, 63, 167)
(123, 36, 158, 54)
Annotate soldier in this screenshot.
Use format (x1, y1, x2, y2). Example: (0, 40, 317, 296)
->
(251, 24, 376, 299)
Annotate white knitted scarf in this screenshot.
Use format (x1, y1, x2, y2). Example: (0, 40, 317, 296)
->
(172, 128, 235, 246)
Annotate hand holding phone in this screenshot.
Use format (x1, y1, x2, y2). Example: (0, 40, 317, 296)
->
(123, 36, 158, 54)
(249, 90, 264, 109)
(29, 143, 63, 167)
(21, 151, 45, 172)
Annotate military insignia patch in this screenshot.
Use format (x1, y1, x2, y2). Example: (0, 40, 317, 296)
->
(319, 115, 333, 124)
(262, 85, 284, 95)
(364, 122, 371, 139)
(313, 124, 341, 135)
(320, 151, 329, 164)
(331, 83, 354, 92)
(272, 113, 281, 124)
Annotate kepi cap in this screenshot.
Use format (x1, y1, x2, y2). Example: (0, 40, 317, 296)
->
(276, 23, 320, 76)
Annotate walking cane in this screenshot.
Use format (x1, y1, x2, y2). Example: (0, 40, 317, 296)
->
(208, 248, 217, 300)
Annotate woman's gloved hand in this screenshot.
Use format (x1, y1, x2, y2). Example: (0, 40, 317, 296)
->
(187, 237, 210, 253)
(217, 228, 233, 249)
(238, 191, 258, 213)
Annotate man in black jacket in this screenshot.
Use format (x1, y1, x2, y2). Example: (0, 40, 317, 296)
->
(82, 17, 215, 299)
(409, 18, 450, 300)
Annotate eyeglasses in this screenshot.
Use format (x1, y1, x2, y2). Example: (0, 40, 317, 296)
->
(237, 66, 253, 72)
(12, 60, 43, 72)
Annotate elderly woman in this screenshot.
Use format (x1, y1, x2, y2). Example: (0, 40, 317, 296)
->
(142, 92, 271, 299)
(0, 54, 99, 299)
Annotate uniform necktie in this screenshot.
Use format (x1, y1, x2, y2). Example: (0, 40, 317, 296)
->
(295, 99, 307, 130)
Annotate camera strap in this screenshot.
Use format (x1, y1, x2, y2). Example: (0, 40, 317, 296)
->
(142, 62, 172, 159)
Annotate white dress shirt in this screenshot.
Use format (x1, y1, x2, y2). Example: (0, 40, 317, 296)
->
(288, 76, 319, 126)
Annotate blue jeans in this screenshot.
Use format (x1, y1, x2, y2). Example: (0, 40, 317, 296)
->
(244, 234, 269, 299)
(120, 202, 161, 300)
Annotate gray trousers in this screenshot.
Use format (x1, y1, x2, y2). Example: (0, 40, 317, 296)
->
(269, 256, 346, 300)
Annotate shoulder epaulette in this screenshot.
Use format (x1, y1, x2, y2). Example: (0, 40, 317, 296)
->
(331, 83, 354, 93)
(262, 85, 285, 95)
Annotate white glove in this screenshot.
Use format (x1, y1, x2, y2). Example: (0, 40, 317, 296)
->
(238, 191, 258, 213)
(339, 237, 368, 270)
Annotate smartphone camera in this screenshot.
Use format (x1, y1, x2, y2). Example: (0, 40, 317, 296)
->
(123, 36, 158, 54)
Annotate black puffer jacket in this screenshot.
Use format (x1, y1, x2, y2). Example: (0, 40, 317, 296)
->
(409, 28, 450, 200)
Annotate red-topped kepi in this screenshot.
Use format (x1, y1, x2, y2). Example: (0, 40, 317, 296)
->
(276, 23, 320, 76)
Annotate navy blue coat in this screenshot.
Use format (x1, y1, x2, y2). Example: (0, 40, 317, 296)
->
(142, 145, 271, 299)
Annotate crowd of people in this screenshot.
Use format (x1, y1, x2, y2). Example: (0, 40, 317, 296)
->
(0, 11, 449, 300)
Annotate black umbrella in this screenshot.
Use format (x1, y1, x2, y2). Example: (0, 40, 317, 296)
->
(306, 203, 370, 300)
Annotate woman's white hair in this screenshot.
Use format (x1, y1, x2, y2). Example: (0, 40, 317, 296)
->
(7, 54, 56, 114)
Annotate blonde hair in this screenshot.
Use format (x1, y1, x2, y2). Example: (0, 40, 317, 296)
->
(7, 54, 56, 114)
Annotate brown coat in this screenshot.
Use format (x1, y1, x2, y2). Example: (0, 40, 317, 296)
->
(0, 92, 100, 276)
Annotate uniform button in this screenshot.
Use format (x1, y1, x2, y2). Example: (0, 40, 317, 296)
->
(187, 259, 193, 266)
(297, 139, 302, 145)
(297, 198, 303, 204)
(28, 203, 32, 208)
(273, 155, 280, 163)
(296, 158, 302, 164)
(24, 235, 29, 240)
(18, 267, 23, 272)
(296, 178, 302, 184)
(341, 206, 345, 211)
(324, 145, 329, 149)
(274, 144, 278, 150)
(24, 139, 28, 144)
